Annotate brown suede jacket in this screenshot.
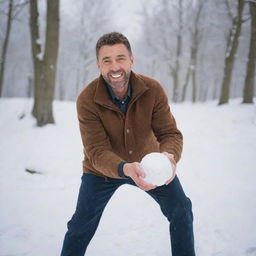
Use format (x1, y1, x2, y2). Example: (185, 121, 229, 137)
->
(76, 71, 183, 179)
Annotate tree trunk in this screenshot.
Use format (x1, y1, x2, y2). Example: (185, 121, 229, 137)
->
(0, 0, 13, 97)
(218, 0, 244, 105)
(171, 63, 179, 102)
(41, 0, 59, 125)
(191, 2, 203, 103)
(171, 0, 183, 102)
(181, 61, 191, 102)
(29, 0, 43, 118)
(242, 2, 256, 104)
(191, 32, 198, 103)
(30, 0, 59, 126)
(181, 0, 203, 103)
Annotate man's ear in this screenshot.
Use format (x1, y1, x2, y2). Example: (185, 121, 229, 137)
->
(96, 60, 100, 70)
(130, 55, 134, 67)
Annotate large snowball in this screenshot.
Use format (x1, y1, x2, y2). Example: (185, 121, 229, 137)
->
(140, 152, 174, 186)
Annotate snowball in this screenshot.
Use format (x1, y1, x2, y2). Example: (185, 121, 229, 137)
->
(140, 152, 174, 186)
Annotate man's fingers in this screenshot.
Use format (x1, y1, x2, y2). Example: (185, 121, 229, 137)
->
(124, 162, 156, 191)
(162, 152, 176, 164)
(135, 163, 146, 178)
(134, 176, 156, 191)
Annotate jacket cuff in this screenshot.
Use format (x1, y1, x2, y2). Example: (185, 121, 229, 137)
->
(118, 161, 128, 178)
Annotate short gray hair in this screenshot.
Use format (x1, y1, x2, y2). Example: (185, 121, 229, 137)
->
(96, 32, 132, 59)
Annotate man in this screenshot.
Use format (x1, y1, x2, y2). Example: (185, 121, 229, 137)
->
(61, 32, 195, 256)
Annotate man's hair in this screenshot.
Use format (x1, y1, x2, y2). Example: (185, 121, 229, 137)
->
(96, 32, 132, 59)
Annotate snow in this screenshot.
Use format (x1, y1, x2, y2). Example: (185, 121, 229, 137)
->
(0, 97, 256, 256)
(140, 152, 174, 186)
(36, 52, 44, 61)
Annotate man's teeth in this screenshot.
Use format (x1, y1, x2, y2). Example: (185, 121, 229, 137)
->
(111, 73, 122, 78)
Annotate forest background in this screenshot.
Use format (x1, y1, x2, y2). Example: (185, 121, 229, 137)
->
(0, 0, 255, 126)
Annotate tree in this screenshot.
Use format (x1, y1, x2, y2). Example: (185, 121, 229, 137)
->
(190, 1, 204, 103)
(75, 0, 110, 96)
(181, 0, 204, 102)
(170, 0, 183, 102)
(0, 0, 29, 97)
(242, 1, 256, 104)
(29, 0, 59, 126)
(140, 0, 190, 102)
(0, 0, 13, 97)
(218, 0, 245, 105)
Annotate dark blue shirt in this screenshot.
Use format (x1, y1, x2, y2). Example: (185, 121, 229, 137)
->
(105, 82, 131, 177)
(105, 83, 132, 114)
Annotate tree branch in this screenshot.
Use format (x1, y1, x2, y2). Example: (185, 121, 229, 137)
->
(225, 0, 234, 20)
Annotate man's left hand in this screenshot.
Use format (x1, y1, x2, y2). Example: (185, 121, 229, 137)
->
(162, 152, 176, 185)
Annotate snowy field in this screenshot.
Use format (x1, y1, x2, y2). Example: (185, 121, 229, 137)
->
(0, 98, 256, 256)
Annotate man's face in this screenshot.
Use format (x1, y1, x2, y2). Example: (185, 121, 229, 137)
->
(97, 43, 134, 95)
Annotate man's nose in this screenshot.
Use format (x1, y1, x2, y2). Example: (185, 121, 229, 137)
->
(110, 61, 119, 71)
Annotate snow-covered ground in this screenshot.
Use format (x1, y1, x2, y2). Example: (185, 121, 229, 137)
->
(0, 98, 256, 256)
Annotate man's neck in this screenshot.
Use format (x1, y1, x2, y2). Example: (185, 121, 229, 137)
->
(114, 88, 128, 100)
(105, 81, 131, 101)
(110, 83, 129, 100)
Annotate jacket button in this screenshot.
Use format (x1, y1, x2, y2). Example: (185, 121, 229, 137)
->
(129, 150, 133, 155)
(126, 129, 130, 134)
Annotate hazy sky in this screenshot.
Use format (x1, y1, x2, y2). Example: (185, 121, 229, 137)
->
(61, 0, 155, 42)
(110, 0, 145, 39)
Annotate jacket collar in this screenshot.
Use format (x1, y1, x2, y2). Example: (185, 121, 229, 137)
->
(94, 71, 149, 108)
(106, 81, 132, 102)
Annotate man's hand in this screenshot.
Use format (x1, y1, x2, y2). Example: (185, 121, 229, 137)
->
(162, 152, 177, 185)
(123, 162, 156, 191)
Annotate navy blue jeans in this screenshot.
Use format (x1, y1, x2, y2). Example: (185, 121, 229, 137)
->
(61, 173, 195, 256)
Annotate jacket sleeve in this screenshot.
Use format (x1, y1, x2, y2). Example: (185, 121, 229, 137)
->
(151, 85, 183, 162)
(76, 95, 124, 178)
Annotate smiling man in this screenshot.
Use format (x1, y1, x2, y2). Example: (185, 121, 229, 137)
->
(98, 43, 133, 98)
(60, 32, 196, 256)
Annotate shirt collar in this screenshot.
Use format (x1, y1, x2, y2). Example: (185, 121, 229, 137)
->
(105, 82, 131, 101)
(94, 72, 149, 108)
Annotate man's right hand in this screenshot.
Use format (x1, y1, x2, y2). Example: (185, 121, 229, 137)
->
(123, 162, 156, 191)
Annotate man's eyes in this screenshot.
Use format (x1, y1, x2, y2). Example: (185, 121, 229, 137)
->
(102, 58, 126, 64)
(117, 57, 126, 61)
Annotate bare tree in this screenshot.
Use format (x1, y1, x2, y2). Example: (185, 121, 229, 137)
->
(170, 0, 183, 102)
(140, 0, 189, 102)
(0, 0, 29, 97)
(191, 2, 204, 103)
(181, 0, 204, 102)
(75, 0, 110, 96)
(140, 2, 164, 78)
(181, 60, 191, 102)
(242, 1, 256, 104)
(218, 0, 245, 105)
(30, 0, 59, 126)
(0, 0, 13, 97)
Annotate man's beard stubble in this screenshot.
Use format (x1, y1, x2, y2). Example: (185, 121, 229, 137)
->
(103, 69, 131, 89)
